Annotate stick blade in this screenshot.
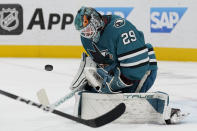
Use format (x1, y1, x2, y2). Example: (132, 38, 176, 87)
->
(36, 88, 50, 106)
(53, 103, 126, 128)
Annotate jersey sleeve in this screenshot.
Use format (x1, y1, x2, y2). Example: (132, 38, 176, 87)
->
(115, 19, 149, 80)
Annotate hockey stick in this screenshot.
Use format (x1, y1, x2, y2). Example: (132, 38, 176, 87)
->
(0, 89, 125, 128)
(37, 87, 80, 107)
(37, 88, 50, 106)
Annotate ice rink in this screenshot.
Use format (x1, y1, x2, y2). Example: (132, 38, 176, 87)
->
(0, 58, 196, 131)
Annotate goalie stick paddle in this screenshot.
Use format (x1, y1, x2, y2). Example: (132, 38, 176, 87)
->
(36, 87, 80, 108)
(0, 89, 125, 128)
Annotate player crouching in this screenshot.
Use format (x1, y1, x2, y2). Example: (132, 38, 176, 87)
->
(71, 6, 188, 124)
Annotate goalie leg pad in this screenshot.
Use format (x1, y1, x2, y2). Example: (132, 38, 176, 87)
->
(73, 91, 83, 117)
(136, 70, 157, 93)
(75, 91, 172, 124)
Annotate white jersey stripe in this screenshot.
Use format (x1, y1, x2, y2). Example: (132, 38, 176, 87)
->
(148, 51, 155, 55)
(120, 57, 149, 67)
(149, 59, 157, 62)
(118, 48, 148, 61)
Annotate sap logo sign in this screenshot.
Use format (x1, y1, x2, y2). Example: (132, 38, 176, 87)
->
(95, 7, 133, 19)
(151, 8, 187, 33)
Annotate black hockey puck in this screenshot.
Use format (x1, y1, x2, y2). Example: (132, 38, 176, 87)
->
(45, 64, 53, 71)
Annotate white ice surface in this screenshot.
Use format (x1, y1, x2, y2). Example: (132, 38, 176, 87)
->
(0, 58, 196, 131)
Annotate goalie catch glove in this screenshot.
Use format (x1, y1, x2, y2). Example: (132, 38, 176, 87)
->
(69, 52, 97, 91)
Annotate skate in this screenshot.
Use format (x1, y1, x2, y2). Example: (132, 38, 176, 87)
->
(165, 108, 190, 124)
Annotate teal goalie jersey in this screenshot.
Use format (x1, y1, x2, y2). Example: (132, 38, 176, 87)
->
(81, 15, 157, 81)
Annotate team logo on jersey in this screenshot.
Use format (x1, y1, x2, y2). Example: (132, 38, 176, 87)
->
(88, 43, 114, 65)
(0, 4, 23, 35)
(150, 7, 187, 33)
(114, 19, 125, 28)
(95, 7, 133, 19)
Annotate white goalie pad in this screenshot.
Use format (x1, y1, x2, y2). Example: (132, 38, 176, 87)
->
(84, 67, 103, 89)
(69, 53, 97, 90)
(74, 91, 172, 124)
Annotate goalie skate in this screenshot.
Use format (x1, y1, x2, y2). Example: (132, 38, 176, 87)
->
(166, 108, 190, 124)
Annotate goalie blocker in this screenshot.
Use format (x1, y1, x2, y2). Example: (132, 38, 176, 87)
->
(74, 91, 188, 124)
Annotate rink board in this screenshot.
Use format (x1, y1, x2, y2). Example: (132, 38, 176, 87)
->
(0, 45, 196, 61)
(0, 0, 197, 61)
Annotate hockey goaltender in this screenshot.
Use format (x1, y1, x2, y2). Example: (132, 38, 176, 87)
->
(72, 6, 189, 124)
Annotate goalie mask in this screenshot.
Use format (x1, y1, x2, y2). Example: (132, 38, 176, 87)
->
(74, 7, 105, 43)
